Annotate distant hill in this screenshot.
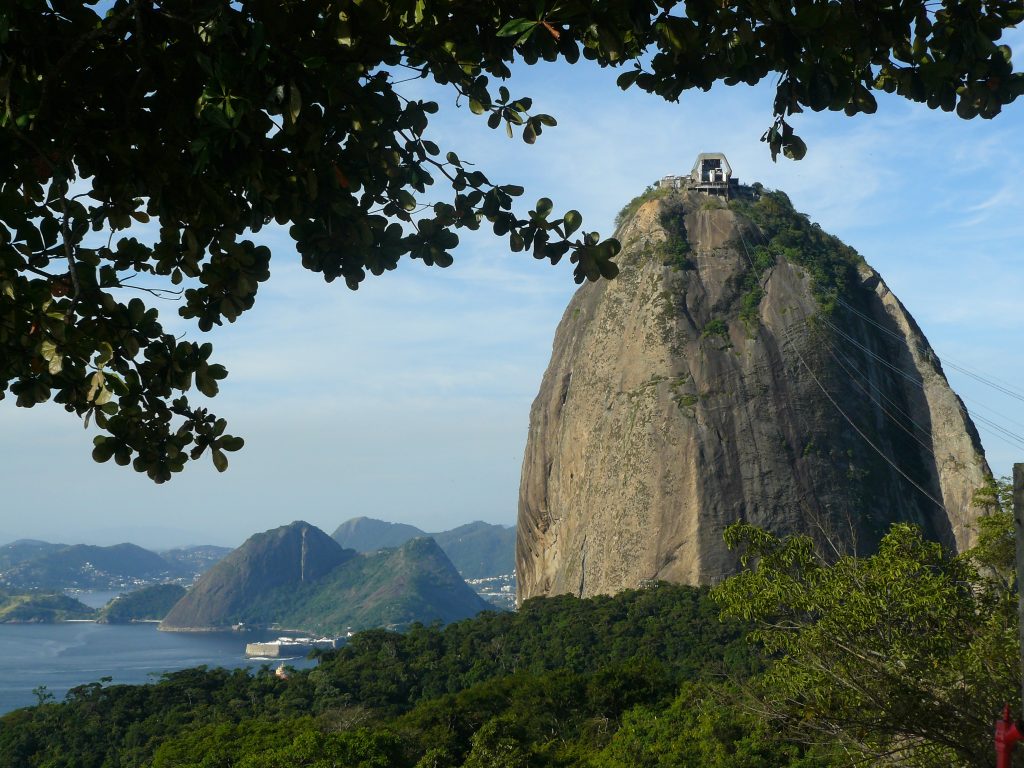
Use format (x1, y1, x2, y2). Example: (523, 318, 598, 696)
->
(98, 584, 187, 623)
(430, 522, 516, 579)
(270, 537, 493, 633)
(161, 521, 355, 630)
(0, 588, 95, 623)
(159, 545, 233, 580)
(0, 543, 174, 589)
(0, 540, 68, 571)
(331, 518, 515, 578)
(161, 523, 492, 634)
(0, 541, 230, 590)
(330, 517, 426, 552)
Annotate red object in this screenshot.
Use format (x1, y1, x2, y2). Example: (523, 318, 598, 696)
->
(996, 704, 1024, 768)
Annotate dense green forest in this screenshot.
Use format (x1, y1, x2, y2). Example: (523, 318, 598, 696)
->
(1, 584, 832, 768)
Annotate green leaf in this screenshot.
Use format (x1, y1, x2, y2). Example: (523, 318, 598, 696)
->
(563, 210, 582, 236)
(288, 81, 302, 125)
(783, 136, 808, 161)
(92, 437, 116, 463)
(497, 19, 538, 38)
(87, 371, 105, 401)
(597, 259, 619, 279)
(220, 435, 245, 452)
(212, 448, 229, 472)
(616, 70, 640, 90)
(94, 342, 114, 368)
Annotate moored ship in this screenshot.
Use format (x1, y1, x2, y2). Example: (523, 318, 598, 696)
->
(244, 636, 340, 659)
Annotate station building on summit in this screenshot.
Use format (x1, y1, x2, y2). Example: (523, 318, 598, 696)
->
(656, 152, 757, 200)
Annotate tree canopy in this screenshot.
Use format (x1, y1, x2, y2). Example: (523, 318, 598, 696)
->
(2, 0, 1020, 480)
(712, 509, 1018, 767)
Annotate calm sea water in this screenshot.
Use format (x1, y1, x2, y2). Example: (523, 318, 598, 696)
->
(0, 622, 315, 714)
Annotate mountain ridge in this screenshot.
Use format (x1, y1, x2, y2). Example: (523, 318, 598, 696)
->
(161, 523, 492, 633)
(331, 518, 515, 579)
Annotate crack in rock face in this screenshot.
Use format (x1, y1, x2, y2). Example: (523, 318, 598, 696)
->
(516, 189, 990, 603)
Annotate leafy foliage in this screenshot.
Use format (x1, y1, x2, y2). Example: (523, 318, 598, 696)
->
(712, 520, 1019, 768)
(589, 682, 835, 768)
(2, 1, 1020, 479)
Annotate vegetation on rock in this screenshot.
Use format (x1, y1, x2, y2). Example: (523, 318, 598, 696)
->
(518, 185, 988, 599)
(730, 191, 864, 312)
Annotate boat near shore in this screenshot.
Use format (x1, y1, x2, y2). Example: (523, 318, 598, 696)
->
(244, 636, 341, 659)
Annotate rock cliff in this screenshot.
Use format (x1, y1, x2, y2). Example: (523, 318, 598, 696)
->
(517, 188, 990, 601)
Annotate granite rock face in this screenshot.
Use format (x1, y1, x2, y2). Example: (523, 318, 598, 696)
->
(517, 190, 990, 602)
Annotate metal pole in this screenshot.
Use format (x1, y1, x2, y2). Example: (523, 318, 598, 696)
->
(1015, 463, 1024, 714)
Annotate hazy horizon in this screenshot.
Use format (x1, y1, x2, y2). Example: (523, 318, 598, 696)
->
(0, 515, 517, 552)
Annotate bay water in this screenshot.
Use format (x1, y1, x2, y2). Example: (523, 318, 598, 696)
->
(0, 622, 316, 714)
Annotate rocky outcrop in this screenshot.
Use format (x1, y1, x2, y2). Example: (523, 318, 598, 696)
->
(161, 521, 493, 633)
(517, 189, 990, 602)
(161, 521, 353, 630)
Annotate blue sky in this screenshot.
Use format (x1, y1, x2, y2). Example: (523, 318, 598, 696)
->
(2, 45, 1023, 549)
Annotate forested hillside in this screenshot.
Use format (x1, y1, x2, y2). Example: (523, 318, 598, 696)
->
(0, 584, 826, 767)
